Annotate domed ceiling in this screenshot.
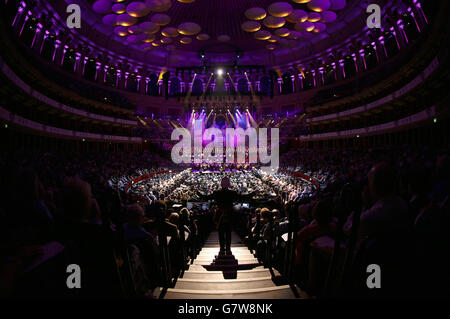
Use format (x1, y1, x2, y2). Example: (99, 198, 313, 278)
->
(85, 0, 352, 53)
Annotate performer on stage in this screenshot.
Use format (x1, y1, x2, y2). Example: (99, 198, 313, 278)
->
(198, 177, 255, 254)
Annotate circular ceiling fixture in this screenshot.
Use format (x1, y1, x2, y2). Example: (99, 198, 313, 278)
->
(93, 0, 112, 15)
(139, 21, 160, 34)
(313, 22, 327, 33)
(196, 33, 210, 40)
(162, 27, 179, 37)
(116, 13, 137, 26)
(292, 0, 312, 3)
(286, 9, 308, 23)
(245, 7, 267, 21)
(274, 28, 290, 37)
(295, 21, 315, 32)
(102, 14, 117, 26)
(114, 25, 128, 37)
(138, 33, 156, 42)
(268, 2, 293, 18)
(307, 0, 331, 13)
(178, 0, 195, 3)
(241, 21, 261, 32)
(178, 22, 201, 35)
(128, 25, 141, 34)
(307, 12, 322, 22)
(330, 0, 346, 11)
(254, 30, 271, 40)
(112, 3, 126, 14)
(151, 13, 171, 26)
(267, 35, 280, 43)
(266, 44, 276, 50)
(321, 11, 337, 23)
(217, 34, 231, 42)
(152, 42, 160, 47)
(127, 2, 151, 17)
(145, 0, 172, 12)
(263, 16, 286, 28)
(161, 37, 172, 44)
(180, 37, 192, 44)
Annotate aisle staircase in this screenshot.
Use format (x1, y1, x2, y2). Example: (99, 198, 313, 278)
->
(163, 231, 298, 299)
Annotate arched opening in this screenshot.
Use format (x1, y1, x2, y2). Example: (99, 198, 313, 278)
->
(385, 31, 400, 57)
(41, 36, 55, 62)
(169, 77, 181, 96)
(237, 78, 248, 94)
(62, 49, 76, 73)
(192, 78, 203, 95)
(105, 67, 117, 87)
(83, 59, 97, 82)
(324, 67, 336, 86)
(147, 74, 159, 96)
(126, 74, 138, 92)
(260, 76, 271, 96)
(343, 56, 357, 79)
(281, 72, 293, 94)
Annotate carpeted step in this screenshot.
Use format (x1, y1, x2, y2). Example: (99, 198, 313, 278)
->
(165, 285, 296, 299)
(174, 277, 276, 290)
(182, 268, 276, 280)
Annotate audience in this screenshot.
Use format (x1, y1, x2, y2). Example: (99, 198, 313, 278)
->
(0, 143, 448, 299)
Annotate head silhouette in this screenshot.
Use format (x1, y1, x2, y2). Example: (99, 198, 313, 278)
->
(221, 176, 231, 189)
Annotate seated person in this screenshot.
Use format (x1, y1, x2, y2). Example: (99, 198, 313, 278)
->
(123, 204, 154, 241)
(143, 200, 179, 242)
(256, 208, 273, 262)
(57, 177, 121, 298)
(295, 199, 336, 265)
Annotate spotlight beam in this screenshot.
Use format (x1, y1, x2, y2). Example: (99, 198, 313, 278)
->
(246, 109, 259, 129)
(227, 73, 241, 99)
(227, 109, 237, 127)
(200, 73, 214, 100)
(206, 109, 213, 122)
(184, 73, 197, 105)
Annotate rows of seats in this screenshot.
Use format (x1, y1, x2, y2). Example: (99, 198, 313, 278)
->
(0, 149, 210, 298)
(243, 146, 450, 298)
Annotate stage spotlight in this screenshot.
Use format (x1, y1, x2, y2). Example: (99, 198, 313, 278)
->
(217, 69, 223, 76)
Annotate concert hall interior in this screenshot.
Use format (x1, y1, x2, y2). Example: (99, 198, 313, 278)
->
(0, 0, 449, 301)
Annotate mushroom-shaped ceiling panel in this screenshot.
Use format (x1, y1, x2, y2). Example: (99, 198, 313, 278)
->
(178, 22, 201, 35)
(127, 2, 151, 18)
(268, 2, 294, 18)
(145, 0, 172, 12)
(245, 7, 267, 21)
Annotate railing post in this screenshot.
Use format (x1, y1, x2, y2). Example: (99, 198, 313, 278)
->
(288, 208, 298, 285)
(266, 219, 274, 268)
(179, 226, 187, 272)
(283, 208, 294, 278)
(158, 232, 171, 288)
